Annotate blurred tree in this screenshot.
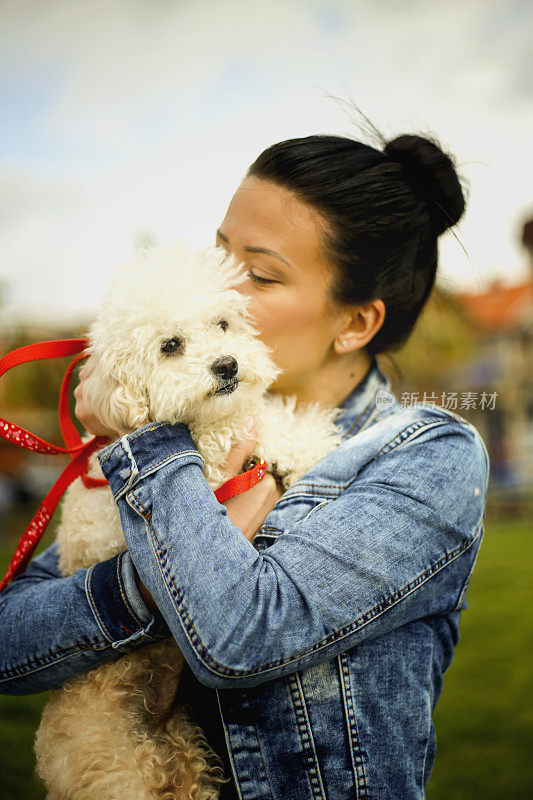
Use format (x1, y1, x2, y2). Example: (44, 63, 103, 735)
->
(134, 229, 157, 251)
(0, 326, 85, 441)
(2, 329, 74, 409)
(0, 277, 8, 308)
(383, 286, 477, 394)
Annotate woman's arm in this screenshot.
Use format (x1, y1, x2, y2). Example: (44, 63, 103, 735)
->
(95, 416, 489, 689)
(0, 540, 170, 695)
(0, 430, 280, 695)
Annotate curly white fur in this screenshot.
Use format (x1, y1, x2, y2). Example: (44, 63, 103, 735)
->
(34, 241, 343, 799)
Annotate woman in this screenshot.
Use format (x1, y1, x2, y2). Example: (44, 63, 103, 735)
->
(0, 132, 489, 799)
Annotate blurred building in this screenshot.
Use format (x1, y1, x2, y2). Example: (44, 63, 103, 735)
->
(452, 219, 533, 496)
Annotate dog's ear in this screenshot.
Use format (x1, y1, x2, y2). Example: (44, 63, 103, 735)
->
(85, 355, 151, 436)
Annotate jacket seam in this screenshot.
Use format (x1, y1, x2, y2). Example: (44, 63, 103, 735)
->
(356, 404, 381, 436)
(116, 552, 146, 629)
(280, 485, 341, 495)
(127, 488, 483, 681)
(257, 525, 282, 535)
(301, 500, 330, 522)
(453, 522, 485, 611)
(85, 566, 114, 643)
(286, 672, 327, 800)
(0, 639, 112, 684)
(278, 418, 461, 504)
(340, 397, 377, 440)
(376, 418, 457, 456)
(215, 691, 244, 800)
(275, 491, 339, 507)
(113, 451, 203, 500)
(127, 496, 214, 665)
(98, 422, 170, 463)
(419, 627, 436, 791)
(137, 450, 203, 479)
(338, 653, 368, 799)
(253, 722, 276, 799)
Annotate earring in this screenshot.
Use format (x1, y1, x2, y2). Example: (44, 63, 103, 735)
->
(342, 340, 349, 348)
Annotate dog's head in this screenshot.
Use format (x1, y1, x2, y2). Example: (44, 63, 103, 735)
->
(84, 241, 279, 435)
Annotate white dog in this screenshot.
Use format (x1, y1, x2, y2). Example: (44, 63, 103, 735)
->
(34, 242, 342, 800)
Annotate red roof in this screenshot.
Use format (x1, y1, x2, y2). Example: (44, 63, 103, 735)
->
(455, 280, 533, 333)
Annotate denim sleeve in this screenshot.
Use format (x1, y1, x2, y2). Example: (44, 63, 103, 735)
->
(95, 417, 489, 689)
(0, 539, 170, 695)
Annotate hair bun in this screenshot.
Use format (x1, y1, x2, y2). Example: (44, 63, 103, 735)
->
(384, 134, 465, 235)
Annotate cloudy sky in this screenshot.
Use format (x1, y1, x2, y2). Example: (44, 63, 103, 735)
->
(1, 0, 532, 324)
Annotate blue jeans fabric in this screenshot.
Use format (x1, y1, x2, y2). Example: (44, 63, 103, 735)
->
(0, 358, 489, 799)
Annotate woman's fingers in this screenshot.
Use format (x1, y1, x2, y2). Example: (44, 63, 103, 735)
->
(220, 422, 283, 543)
(74, 357, 117, 439)
(78, 354, 97, 380)
(221, 422, 257, 479)
(222, 473, 283, 543)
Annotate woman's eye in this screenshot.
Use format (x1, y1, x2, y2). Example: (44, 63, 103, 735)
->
(160, 337, 184, 355)
(248, 270, 275, 285)
(217, 319, 229, 332)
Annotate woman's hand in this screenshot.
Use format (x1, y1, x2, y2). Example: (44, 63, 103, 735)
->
(220, 426, 284, 544)
(73, 356, 120, 439)
(77, 360, 282, 607)
(135, 427, 284, 611)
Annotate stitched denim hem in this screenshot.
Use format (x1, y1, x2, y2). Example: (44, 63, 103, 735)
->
(97, 421, 203, 500)
(117, 550, 153, 626)
(86, 554, 169, 649)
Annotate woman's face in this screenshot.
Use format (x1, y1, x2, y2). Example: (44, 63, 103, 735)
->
(216, 176, 352, 395)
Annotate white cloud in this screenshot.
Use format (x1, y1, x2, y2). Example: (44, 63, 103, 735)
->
(0, 0, 532, 322)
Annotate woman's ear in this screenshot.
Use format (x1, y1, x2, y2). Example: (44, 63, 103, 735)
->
(333, 299, 386, 354)
(85, 355, 151, 436)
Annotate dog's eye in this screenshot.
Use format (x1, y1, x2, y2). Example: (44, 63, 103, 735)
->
(160, 337, 184, 355)
(217, 320, 229, 332)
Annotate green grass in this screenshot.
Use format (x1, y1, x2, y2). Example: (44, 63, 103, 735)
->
(0, 516, 531, 798)
(428, 516, 533, 799)
(0, 514, 58, 800)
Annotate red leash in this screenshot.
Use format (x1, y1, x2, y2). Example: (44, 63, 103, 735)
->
(0, 339, 266, 592)
(0, 339, 108, 591)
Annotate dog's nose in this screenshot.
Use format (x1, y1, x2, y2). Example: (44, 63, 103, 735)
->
(210, 356, 238, 380)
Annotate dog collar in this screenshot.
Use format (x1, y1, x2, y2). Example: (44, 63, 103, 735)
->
(214, 458, 267, 503)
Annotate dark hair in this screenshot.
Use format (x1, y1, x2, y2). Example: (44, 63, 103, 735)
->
(247, 133, 465, 354)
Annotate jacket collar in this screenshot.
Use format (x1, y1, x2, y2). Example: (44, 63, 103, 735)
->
(336, 356, 391, 439)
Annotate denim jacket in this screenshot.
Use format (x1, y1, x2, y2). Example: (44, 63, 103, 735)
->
(0, 358, 489, 799)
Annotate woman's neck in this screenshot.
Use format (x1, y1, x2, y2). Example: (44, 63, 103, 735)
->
(271, 349, 373, 409)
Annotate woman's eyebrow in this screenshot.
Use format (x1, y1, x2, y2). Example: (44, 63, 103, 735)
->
(216, 229, 292, 269)
(244, 246, 292, 269)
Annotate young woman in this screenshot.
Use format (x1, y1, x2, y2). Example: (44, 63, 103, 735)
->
(0, 132, 489, 799)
